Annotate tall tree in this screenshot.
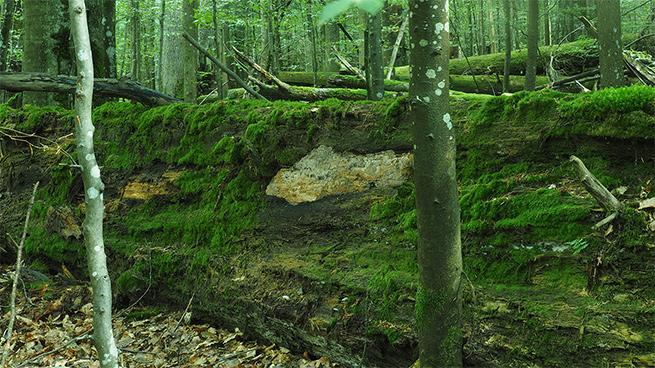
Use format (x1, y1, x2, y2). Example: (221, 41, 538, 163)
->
(525, 0, 539, 91)
(0, 0, 16, 72)
(129, 0, 141, 80)
(22, 0, 71, 106)
(409, 0, 463, 365)
(87, 0, 116, 79)
(597, 0, 626, 88)
(69, 1, 118, 367)
(162, 0, 183, 97)
(366, 11, 384, 100)
(503, 0, 511, 93)
(183, 0, 198, 102)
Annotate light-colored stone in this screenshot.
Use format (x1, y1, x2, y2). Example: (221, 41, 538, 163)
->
(266, 146, 412, 205)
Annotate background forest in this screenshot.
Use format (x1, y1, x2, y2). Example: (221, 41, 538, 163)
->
(1, 0, 655, 104)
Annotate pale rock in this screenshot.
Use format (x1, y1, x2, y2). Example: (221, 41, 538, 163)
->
(266, 145, 412, 205)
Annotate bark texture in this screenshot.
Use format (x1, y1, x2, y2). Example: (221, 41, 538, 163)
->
(22, 0, 69, 106)
(366, 11, 384, 101)
(182, 0, 198, 103)
(69, 3, 118, 365)
(525, 0, 539, 91)
(409, 0, 463, 366)
(597, 0, 626, 88)
(0, 72, 182, 106)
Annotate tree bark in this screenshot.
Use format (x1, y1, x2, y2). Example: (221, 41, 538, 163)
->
(597, 0, 626, 88)
(409, 0, 463, 366)
(162, 3, 183, 98)
(570, 156, 624, 214)
(0, 72, 183, 106)
(129, 0, 140, 80)
(69, 1, 118, 367)
(0, 0, 16, 72)
(366, 11, 384, 101)
(183, 0, 198, 103)
(525, 0, 539, 91)
(503, 0, 511, 93)
(22, 0, 70, 107)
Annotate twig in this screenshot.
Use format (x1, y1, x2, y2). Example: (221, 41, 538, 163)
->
(1, 181, 39, 368)
(0, 127, 77, 165)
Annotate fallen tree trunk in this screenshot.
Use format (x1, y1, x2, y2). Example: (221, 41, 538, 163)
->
(449, 39, 601, 76)
(0, 72, 182, 106)
(327, 74, 550, 94)
(249, 76, 368, 102)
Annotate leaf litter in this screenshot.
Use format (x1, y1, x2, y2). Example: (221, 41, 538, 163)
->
(0, 274, 345, 368)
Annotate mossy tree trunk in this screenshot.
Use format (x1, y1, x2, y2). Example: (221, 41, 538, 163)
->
(0, 0, 16, 72)
(525, 0, 538, 91)
(366, 11, 384, 101)
(503, 0, 511, 93)
(129, 0, 140, 80)
(183, 0, 198, 103)
(69, 1, 118, 367)
(87, 0, 116, 79)
(409, 0, 463, 366)
(22, 0, 70, 107)
(597, 0, 626, 88)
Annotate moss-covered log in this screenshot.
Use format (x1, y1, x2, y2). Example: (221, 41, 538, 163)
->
(448, 39, 601, 76)
(0, 72, 182, 106)
(325, 73, 551, 95)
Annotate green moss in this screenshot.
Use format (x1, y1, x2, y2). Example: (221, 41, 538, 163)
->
(24, 227, 84, 265)
(556, 85, 655, 139)
(123, 307, 166, 321)
(415, 283, 447, 329)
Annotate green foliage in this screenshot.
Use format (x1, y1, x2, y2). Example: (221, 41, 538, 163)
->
(320, 0, 384, 22)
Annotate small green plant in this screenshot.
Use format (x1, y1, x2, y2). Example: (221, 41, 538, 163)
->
(568, 238, 589, 255)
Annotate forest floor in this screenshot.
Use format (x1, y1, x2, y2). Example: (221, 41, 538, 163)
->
(1, 89, 655, 367)
(0, 271, 348, 368)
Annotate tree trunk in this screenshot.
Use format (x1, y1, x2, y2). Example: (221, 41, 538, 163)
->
(366, 11, 384, 101)
(69, 1, 118, 367)
(183, 0, 198, 103)
(211, 0, 228, 99)
(543, 0, 552, 46)
(157, 0, 165, 91)
(22, 0, 70, 107)
(597, 0, 626, 88)
(323, 23, 341, 72)
(409, 0, 463, 366)
(87, 0, 116, 79)
(162, 2, 183, 98)
(0, 0, 16, 72)
(503, 0, 511, 93)
(525, 0, 539, 91)
(129, 0, 140, 80)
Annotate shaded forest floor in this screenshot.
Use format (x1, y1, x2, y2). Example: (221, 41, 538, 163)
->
(1, 87, 655, 367)
(0, 273, 345, 367)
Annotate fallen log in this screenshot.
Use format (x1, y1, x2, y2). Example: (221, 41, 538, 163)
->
(569, 155, 624, 229)
(182, 31, 268, 101)
(248, 76, 368, 102)
(0, 72, 182, 106)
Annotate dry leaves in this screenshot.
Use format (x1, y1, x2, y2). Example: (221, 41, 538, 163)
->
(0, 278, 346, 368)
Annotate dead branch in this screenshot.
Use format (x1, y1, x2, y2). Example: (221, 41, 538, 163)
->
(182, 31, 268, 101)
(231, 45, 291, 91)
(1, 181, 39, 367)
(570, 155, 624, 229)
